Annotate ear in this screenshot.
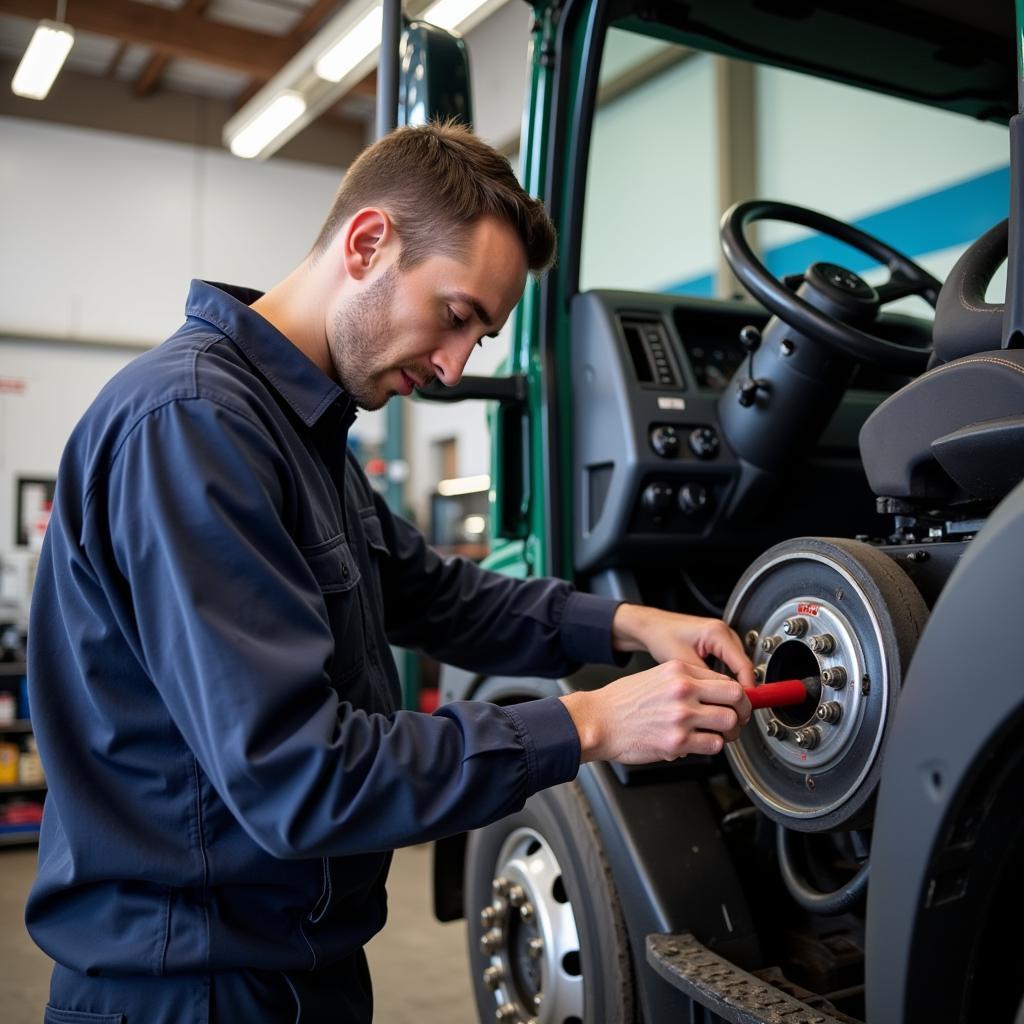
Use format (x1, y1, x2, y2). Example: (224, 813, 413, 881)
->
(341, 208, 394, 281)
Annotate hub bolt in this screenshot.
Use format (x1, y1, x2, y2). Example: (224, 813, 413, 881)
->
(495, 1004, 518, 1022)
(766, 719, 788, 740)
(808, 633, 836, 655)
(492, 877, 511, 900)
(782, 616, 808, 637)
(816, 701, 842, 724)
(820, 666, 847, 689)
(481, 928, 503, 955)
(483, 965, 504, 990)
(507, 884, 526, 908)
(527, 937, 544, 959)
(520, 902, 536, 924)
(795, 727, 821, 750)
(760, 635, 782, 654)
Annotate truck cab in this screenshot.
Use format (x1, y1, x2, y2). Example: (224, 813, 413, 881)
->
(414, 1, 1021, 1020)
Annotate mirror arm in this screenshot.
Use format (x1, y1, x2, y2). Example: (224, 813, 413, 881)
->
(415, 374, 527, 404)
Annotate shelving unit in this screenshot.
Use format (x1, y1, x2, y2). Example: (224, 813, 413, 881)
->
(0, 659, 43, 846)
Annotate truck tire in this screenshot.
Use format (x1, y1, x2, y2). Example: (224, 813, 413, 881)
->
(464, 780, 636, 1024)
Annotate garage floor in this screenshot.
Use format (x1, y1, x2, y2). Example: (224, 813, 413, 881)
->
(0, 844, 476, 1023)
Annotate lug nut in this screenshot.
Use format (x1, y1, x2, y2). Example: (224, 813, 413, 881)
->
(745, 630, 759, 650)
(795, 727, 821, 750)
(760, 635, 782, 653)
(492, 876, 511, 900)
(808, 633, 836, 655)
(820, 666, 847, 689)
(481, 906, 499, 929)
(481, 928, 503, 955)
(527, 937, 544, 959)
(816, 701, 842, 724)
(766, 719, 788, 740)
(507, 884, 526, 908)
(533, 993, 543, 1009)
(496, 1004, 518, 1022)
(753, 664, 766, 683)
(782, 616, 808, 637)
(520, 902, 536, 924)
(483, 965, 504, 990)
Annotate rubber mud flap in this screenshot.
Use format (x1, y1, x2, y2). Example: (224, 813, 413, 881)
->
(646, 933, 851, 1024)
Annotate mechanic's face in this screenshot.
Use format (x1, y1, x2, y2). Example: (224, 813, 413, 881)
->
(328, 215, 528, 411)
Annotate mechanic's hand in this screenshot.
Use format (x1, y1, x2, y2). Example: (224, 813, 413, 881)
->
(559, 658, 750, 764)
(610, 602, 755, 688)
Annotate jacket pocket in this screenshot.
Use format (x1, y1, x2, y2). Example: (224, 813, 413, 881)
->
(300, 535, 361, 593)
(45, 1007, 125, 1024)
(359, 509, 388, 555)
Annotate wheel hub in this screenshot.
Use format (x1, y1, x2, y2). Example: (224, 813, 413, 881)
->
(478, 827, 583, 1024)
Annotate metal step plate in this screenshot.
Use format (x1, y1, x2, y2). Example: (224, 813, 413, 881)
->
(646, 932, 852, 1024)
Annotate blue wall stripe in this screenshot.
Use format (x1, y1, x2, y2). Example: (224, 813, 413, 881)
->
(664, 165, 1009, 295)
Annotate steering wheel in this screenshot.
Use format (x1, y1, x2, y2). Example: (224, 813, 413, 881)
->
(721, 200, 942, 375)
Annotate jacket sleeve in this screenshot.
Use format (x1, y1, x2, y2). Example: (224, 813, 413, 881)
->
(368, 487, 625, 676)
(105, 397, 580, 860)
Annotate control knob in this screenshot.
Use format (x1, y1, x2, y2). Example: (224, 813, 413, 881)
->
(650, 425, 680, 458)
(641, 482, 674, 517)
(688, 426, 720, 460)
(678, 483, 710, 516)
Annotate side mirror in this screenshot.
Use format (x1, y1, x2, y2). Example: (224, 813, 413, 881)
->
(399, 20, 474, 127)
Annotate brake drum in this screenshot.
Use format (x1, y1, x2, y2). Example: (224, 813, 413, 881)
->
(724, 537, 929, 833)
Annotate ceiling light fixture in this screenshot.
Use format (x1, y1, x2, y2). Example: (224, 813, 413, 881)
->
(224, 0, 509, 161)
(315, 6, 384, 83)
(11, 5, 74, 102)
(228, 91, 307, 159)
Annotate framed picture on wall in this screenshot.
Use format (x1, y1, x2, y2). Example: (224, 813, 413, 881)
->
(15, 477, 55, 548)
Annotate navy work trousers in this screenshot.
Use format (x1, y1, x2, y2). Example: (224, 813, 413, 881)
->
(44, 955, 372, 1023)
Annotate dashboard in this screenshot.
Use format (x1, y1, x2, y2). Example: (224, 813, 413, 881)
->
(570, 290, 908, 575)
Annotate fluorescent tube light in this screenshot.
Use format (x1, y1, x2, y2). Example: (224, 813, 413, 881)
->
(420, 0, 507, 34)
(437, 474, 490, 497)
(228, 91, 307, 159)
(11, 20, 74, 101)
(315, 6, 383, 83)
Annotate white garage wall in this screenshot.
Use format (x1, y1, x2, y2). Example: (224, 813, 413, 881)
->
(0, 117, 388, 605)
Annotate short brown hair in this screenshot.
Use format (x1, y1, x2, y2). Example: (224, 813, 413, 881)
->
(311, 120, 556, 274)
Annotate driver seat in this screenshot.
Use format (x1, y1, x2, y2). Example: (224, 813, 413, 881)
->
(859, 220, 1024, 505)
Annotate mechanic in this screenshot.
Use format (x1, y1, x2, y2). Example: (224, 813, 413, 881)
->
(26, 122, 753, 1024)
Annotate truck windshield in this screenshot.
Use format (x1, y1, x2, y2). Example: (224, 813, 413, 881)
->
(580, 24, 1010, 312)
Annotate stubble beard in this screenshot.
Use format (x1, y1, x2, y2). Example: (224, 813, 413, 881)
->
(327, 266, 398, 411)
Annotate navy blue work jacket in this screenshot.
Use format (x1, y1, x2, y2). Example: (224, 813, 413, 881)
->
(26, 280, 624, 979)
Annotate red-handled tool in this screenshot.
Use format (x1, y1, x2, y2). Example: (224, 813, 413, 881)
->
(743, 678, 814, 710)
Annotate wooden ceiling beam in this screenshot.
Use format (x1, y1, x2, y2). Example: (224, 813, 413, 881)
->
(133, 0, 211, 97)
(0, 0, 294, 78)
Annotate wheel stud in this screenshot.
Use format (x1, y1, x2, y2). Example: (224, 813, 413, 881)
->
(483, 965, 503, 990)
(480, 928, 503, 955)
(820, 666, 846, 689)
(808, 633, 836, 655)
(533, 993, 543, 1009)
(508, 884, 526, 908)
(527, 936, 544, 959)
(520, 902, 536, 924)
(816, 701, 842, 724)
(795, 726, 821, 750)
(492, 877, 511, 899)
